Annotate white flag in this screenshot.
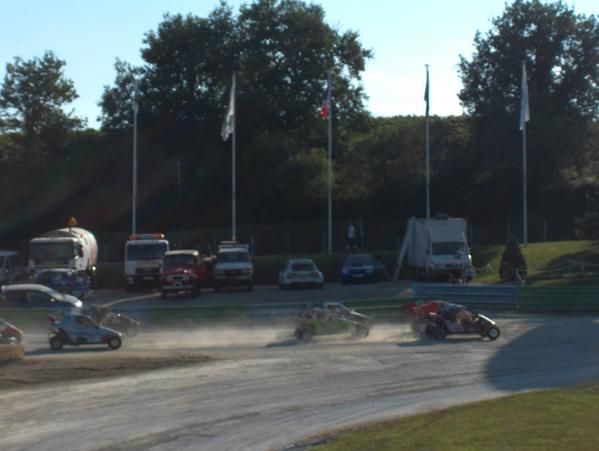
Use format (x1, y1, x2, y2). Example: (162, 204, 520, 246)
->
(519, 61, 529, 131)
(221, 73, 235, 141)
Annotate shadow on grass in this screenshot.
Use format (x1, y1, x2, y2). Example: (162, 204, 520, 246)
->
(526, 242, 599, 286)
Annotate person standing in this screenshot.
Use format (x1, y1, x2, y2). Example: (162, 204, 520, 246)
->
(346, 223, 356, 251)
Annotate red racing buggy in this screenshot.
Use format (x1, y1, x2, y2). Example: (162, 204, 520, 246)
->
(404, 300, 500, 341)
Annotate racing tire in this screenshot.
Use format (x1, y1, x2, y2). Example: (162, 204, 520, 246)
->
(486, 327, 501, 341)
(214, 282, 222, 292)
(160, 290, 168, 300)
(433, 326, 447, 340)
(300, 328, 313, 343)
(125, 325, 138, 337)
(107, 336, 122, 350)
(50, 336, 64, 351)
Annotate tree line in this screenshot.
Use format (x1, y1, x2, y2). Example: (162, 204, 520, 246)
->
(0, 0, 597, 247)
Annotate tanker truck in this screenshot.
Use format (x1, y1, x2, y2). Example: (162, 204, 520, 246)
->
(28, 220, 98, 287)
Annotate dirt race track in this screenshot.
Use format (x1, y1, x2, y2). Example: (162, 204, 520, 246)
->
(1, 314, 599, 451)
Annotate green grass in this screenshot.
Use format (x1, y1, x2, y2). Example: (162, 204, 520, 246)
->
(311, 384, 599, 451)
(472, 240, 599, 286)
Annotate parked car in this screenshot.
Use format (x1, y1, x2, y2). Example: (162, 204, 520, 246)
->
(294, 303, 372, 342)
(0, 283, 83, 310)
(160, 249, 214, 299)
(0, 318, 23, 344)
(48, 313, 122, 350)
(340, 254, 387, 284)
(35, 268, 91, 298)
(279, 258, 324, 289)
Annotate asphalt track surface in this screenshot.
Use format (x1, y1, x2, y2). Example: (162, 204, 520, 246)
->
(2, 312, 599, 450)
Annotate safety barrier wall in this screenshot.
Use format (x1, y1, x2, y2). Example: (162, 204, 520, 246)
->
(412, 283, 599, 313)
(412, 283, 519, 310)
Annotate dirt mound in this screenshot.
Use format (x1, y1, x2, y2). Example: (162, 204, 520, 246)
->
(0, 343, 25, 362)
(0, 350, 210, 390)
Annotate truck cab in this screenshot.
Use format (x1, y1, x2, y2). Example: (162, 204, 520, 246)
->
(213, 242, 254, 291)
(124, 233, 169, 289)
(160, 249, 214, 299)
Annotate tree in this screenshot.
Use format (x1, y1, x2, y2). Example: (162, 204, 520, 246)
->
(0, 51, 82, 166)
(499, 236, 528, 281)
(458, 1, 598, 214)
(99, 0, 372, 225)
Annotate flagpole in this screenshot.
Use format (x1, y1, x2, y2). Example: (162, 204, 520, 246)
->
(425, 64, 430, 219)
(327, 69, 333, 255)
(232, 73, 237, 242)
(522, 119, 527, 246)
(520, 60, 529, 246)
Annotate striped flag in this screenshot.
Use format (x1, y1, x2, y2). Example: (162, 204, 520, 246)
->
(520, 61, 530, 131)
(221, 74, 235, 141)
(320, 73, 332, 119)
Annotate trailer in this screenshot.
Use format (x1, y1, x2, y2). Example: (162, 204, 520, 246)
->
(394, 215, 471, 281)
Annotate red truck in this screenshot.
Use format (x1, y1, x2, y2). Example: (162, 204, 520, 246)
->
(160, 250, 214, 299)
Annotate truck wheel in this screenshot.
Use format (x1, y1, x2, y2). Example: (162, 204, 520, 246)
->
(192, 283, 200, 298)
(246, 280, 254, 292)
(108, 336, 122, 350)
(486, 327, 500, 341)
(50, 336, 64, 350)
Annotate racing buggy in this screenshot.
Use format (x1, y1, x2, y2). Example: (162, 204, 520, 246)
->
(87, 305, 141, 337)
(48, 313, 122, 350)
(294, 302, 373, 342)
(404, 300, 500, 341)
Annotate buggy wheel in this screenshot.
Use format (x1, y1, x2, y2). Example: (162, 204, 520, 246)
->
(300, 328, 313, 342)
(486, 326, 500, 341)
(125, 325, 138, 337)
(433, 326, 447, 340)
(49, 336, 64, 350)
(160, 290, 168, 300)
(353, 326, 369, 338)
(108, 336, 122, 350)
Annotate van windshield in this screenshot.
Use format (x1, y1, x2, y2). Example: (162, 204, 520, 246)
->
(431, 242, 467, 255)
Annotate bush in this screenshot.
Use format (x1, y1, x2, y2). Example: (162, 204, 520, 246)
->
(499, 236, 528, 281)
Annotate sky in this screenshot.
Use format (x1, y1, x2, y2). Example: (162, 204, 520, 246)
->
(0, 0, 596, 129)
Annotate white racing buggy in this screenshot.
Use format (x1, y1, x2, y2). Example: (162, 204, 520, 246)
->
(294, 302, 373, 342)
(48, 313, 122, 350)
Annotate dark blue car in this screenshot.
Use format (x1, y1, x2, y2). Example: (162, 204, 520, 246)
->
(340, 254, 386, 284)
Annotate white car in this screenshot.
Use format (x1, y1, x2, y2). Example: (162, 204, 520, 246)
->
(0, 283, 83, 310)
(279, 258, 324, 289)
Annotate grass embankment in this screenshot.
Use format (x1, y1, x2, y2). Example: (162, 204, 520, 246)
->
(472, 240, 599, 286)
(312, 384, 599, 451)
